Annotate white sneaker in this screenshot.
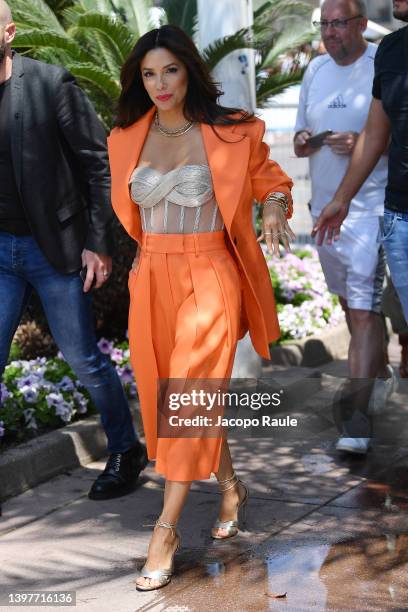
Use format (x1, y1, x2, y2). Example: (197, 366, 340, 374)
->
(368, 365, 398, 416)
(335, 437, 371, 454)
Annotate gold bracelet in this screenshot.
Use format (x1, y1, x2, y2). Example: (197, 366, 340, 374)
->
(264, 192, 288, 206)
(263, 192, 289, 215)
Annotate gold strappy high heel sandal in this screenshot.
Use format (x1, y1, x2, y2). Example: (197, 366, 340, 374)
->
(136, 518, 180, 592)
(211, 472, 249, 540)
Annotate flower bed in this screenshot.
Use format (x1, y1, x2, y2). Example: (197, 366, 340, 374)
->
(1, 247, 342, 445)
(0, 341, 135, 447)
(264, 245, 343, 341)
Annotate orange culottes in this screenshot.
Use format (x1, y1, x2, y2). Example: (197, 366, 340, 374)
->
(128, 231, 241, 481)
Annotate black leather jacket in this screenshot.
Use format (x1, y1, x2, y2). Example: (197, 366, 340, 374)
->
(8, 52, 113, 273)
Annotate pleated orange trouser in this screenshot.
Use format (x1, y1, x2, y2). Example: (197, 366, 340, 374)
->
(128, 230, 241, 481)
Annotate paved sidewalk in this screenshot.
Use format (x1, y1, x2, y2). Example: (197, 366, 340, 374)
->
(2, 340, 408, 611)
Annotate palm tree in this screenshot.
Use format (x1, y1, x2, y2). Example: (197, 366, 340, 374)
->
(44, 0, 75, 18)
(254, 1, 314, 105)
(159, 0, 314, 105)
(161, 0, 197, 39)
(12, 0, 154, 127)
(193, 0, 314, 106)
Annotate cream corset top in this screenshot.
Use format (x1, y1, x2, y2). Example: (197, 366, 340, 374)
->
(129, 164, 224, 234)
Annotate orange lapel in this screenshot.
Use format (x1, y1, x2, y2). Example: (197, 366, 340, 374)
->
(108, 107, 155, 242)
(201, 123, 250, 230)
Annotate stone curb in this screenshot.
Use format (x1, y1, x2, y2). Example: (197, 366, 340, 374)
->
(0, 416, 107, 502)
(269, 322, 349, 367)
(0, 362, 323, 502)
(0, 402, 144, 502)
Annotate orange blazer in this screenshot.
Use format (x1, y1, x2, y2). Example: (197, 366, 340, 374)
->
(107, 107, 293, 359)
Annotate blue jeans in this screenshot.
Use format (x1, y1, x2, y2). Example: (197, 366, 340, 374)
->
(382, 209, 408, 324)
(0, 233, 137, 453)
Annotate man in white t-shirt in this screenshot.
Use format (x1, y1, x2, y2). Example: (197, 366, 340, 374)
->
(294, 0, 395, 455)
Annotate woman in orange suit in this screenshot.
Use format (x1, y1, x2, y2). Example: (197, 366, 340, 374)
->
(108, 25, 294, 591)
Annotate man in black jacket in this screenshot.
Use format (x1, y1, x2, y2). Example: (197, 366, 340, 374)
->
(0, 1, 147, 499)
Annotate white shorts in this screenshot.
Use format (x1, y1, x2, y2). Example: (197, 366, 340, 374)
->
(314, 215, 385, 313)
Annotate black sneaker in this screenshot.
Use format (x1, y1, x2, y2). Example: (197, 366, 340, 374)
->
(88, 443, 148, 500)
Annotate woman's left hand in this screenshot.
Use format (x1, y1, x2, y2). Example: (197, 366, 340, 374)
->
(258, 204, 296, 257)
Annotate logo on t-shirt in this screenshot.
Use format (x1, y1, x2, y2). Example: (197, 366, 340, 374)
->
(328, 94, 347, 109)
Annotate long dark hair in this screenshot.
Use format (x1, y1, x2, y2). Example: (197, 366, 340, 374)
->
(116, 25, 254, 128)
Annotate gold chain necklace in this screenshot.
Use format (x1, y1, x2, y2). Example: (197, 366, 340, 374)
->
(154, 112, 194, 137)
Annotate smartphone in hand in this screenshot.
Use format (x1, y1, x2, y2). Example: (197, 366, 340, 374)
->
(307, 130, 333, 148)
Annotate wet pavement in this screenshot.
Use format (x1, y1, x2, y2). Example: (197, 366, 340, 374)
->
(1, 337, 408, 611)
